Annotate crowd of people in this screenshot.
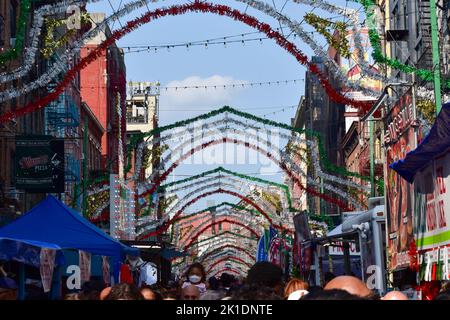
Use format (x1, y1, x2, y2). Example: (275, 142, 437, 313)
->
(58, 261, 450, 300)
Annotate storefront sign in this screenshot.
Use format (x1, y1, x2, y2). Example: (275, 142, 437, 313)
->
(414, 149, 450, 250)
(15, 136, 64, 193)
(384, 91, 416, 270)
(328, 241, 360, 256)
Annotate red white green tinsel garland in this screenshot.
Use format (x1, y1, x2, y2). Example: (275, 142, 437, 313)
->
(0, 1, 373, 123)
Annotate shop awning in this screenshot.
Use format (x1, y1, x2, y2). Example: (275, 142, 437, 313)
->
(0, 195, 139, 266)
(390, 102, 450, 183)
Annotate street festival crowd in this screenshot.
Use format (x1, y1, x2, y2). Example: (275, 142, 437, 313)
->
(2, 261, 450, 300)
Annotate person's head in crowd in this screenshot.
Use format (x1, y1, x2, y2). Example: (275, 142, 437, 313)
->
(324, 272, 336, 285)
(105, 283, 144, 300)
(181, 284, 200, 300)
(185, 263, 206, 285)
(381, 291, 408, 300)
(284, 278, 309, 300)
(200, 290, 223, 300)
(207, 276, 220, 291)
(324, 275, 373, 298)
(140, 285, 157, 300)
(246, 262, 284, 296)
(231, 284, 282, 300)
(220, 273, 235, 289)
(64, 293, 80, 300)
(100, 287, 111, 300)
(302, 288, 367, 300)
(433, 290, 450, 300)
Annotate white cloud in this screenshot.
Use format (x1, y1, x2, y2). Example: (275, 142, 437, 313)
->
(160, 75, 248, 107)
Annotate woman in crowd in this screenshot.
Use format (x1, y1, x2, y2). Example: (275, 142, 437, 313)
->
(181, 263, 207, 296)
(284, 278, 309, 300)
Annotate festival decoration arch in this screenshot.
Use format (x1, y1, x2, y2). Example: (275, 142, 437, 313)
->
(0, 1, 377, 123)
(198, 244, 256, 263)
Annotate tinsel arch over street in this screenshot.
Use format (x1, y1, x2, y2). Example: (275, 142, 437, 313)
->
(1, 0, 423, 277)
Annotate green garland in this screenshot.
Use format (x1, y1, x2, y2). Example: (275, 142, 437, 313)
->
(169, 201, 266, 242)
(304, 13, 351, 58)
(126, 106, 377, 187)
(352, 0, 450, 88)
(159, 166, 294, 210)
(0, 0, 31, 65)
(185, 230, 258, 248)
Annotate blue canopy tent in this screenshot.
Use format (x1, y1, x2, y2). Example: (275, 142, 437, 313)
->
(0, 195, 139, 299)
(390, 102, 450, 182)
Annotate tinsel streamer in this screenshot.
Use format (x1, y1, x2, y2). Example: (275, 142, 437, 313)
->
(154, 169, 289, 214)
(206, 256, 252, 274)
(127, 106, 373, 186)
(87, 184, 109, 196)
(352, 0, 450, 88)
(202, 252, 254, 266)
(181, 218, 261, 250)
(135, 117, 370, 193)
(5, 0, 382, 99)
(193, 237, 258, 254)
(139, 130, 363, 209)
(198, 245, 255, 262)
(236, 0, 385, 98)
(41, 12, 91, 59)
(137, 184, 274, 234)
(185, 234, 258, 253)
(0, 0, 161, 97)
(289, 0, 389, 83)
(159, 167, 293, 208)
(138, 138, 353, 215)
(174, 201, 262, 223)
(175, 212, 263, 248)
(0, 2, 373, 119)
(157, 177, 285, 224)
(0, 1, 78, 83)
(0, 0, 31, 65)
(139, 122, 362, 197)
(8, 0, 380, 101)
(138, 189, 288, 240)
(137, 184, 275, 232)
(304, 13, 350, 58)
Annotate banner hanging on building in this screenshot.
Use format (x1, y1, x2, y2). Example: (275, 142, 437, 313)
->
(15, 136, 64, 193)
(414, 149, 450, 251)
(383, 91, 416, 270)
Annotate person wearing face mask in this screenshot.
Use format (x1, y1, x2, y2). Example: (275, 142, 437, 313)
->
(181, 263, 207, 296)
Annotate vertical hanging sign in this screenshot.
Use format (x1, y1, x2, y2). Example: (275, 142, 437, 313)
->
(79, 251, 91, 283)
(40, 249, 56, 293)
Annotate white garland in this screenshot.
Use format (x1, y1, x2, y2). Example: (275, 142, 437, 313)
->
(0, 0, 164, 102)
(137, 123, 364, 209)
(134, 116, 370, 193)
(2, 0, 383, 103)
(87, 184, 109, 196)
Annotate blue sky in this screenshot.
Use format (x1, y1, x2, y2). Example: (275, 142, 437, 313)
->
(86, 0, 363, 213)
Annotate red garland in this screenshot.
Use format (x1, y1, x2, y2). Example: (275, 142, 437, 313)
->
(183, 218, 260, 249)
(139, 189, 271, 240)
(0, 2, 372, 123)
(139, 138, 352, 211)
(199, 244, 255, 262)
(408, 239, 419, 272)
(206, 256, 252, 274)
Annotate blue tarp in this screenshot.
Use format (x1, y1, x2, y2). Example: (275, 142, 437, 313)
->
(390, 103, 450, 183)
(0, 195, 138, 266)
